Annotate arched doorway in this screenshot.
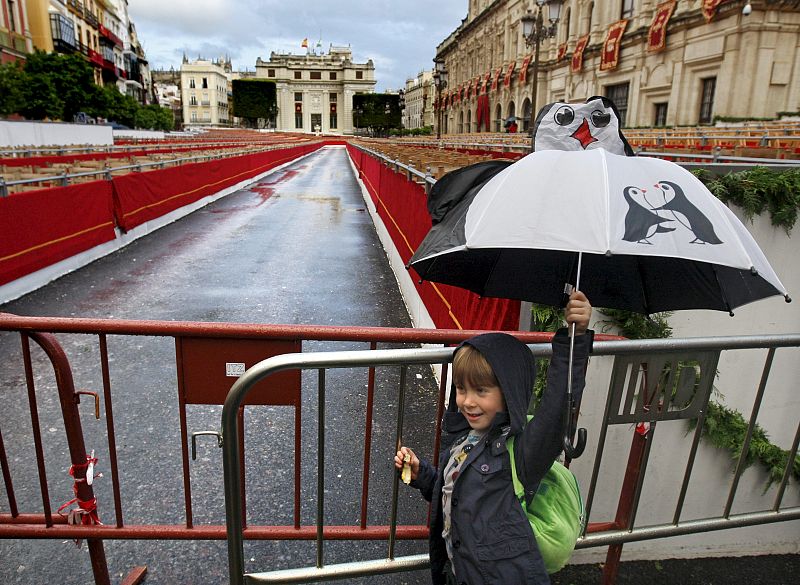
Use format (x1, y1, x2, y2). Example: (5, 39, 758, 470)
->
(494, 103, 502, 132)
(458, 111, 464, 134)
(466, 109, 472, 133)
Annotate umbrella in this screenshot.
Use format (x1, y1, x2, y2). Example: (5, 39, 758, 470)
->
(408, 148, 791, 456)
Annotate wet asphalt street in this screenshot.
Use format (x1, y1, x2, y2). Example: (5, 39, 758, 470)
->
(0, 147, 439, 584)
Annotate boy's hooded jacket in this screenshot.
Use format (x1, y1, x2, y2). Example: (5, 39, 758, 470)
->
(411, 330, 592, 585)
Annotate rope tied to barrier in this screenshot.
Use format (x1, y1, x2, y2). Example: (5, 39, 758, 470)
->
(57, 450, 104, 547)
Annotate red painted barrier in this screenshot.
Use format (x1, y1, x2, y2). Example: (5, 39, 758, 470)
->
(0, 180, 116, 286)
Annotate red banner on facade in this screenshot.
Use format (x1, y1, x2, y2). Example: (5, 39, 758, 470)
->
(503, 61, 516, 88)
(600, 19, 628, 71)
(518, 55, 532, 84)
(557, 42, 567, 61)
(648, 1, 676, 52)
(571, 35, 589, 73)
(491, 67, 502, 92)
(702, 0, 723, 22)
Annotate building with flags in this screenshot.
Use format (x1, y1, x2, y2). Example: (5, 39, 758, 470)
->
(435, 0, 800, 134)
(254, 44, 375, 134)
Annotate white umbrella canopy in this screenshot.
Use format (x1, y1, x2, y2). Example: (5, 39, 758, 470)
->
(410, 148, 790, 315)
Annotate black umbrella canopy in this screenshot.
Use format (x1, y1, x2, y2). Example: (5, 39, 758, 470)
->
(410, 247, 784, 315)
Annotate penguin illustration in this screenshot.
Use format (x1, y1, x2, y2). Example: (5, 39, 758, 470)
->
(532, 96, 634, 156)
(654, 181, 723, 244)
(622, 186, 675, 244)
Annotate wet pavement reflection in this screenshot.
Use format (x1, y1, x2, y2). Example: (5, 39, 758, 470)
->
(0, 147, 438, 584)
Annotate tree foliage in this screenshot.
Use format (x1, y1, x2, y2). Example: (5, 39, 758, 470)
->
(0, 50, 173, 130)
(231, 79, 277, 127)
(352, 93, 402, 132)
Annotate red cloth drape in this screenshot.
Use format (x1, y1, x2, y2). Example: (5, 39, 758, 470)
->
(648, 1, 676, 52)
(702, 0, 723, 22)
(557, 43, 567, 61)
(491, 67, 502, 92)
(571, 35, 590, 73)
(347, 144, 520, 332)
(503, 62, 516, 88)
(600, 20, 628, 71)
(518, 55, 532, 84)
(112, 144, 319, 232)
(0, 180, 116, 285)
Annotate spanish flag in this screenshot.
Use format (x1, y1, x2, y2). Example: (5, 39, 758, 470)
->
(301, 38, 308, 48)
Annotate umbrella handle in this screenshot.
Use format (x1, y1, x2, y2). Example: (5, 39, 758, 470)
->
(563, 423, 587, 459)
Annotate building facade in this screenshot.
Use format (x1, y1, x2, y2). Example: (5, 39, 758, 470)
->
(24, 0, 152, 103)
(180, 57, 231, 127)
(254, 45, 376, 134)
(403, 69, 435, 129)
(152, 68, 183, 128)
(436, 0, 800, 134)
(1, 0, 33, 64)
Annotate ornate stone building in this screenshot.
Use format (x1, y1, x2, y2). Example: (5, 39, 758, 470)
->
(254, 45, 376, 134)
(436, 0, 800, 134)
(403, 69, 435, 129)
(180, 57, 231, 127)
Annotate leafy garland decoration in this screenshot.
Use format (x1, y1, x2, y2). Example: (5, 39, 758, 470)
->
(530, 304, 798, 486)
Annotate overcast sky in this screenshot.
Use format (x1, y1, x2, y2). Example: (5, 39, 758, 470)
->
(127, 0, 468, 91)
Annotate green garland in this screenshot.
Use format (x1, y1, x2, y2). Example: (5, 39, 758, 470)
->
(692, 167, 800, 234)
(529, 304, 798, 486)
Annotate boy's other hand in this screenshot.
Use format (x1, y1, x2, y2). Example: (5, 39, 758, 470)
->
(394, 446, 420, 482)
(565, 290, 592, 336)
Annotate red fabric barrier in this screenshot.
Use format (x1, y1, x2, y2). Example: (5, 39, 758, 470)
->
(0, 181, 116, 286)
(0, 145, 245, 168)
(112, 144, 319, 231)
(347, 144, 520, 332)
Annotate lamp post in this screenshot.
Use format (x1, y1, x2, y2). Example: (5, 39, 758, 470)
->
(433, 57, 448, 140)
(521, 0, 563, 135)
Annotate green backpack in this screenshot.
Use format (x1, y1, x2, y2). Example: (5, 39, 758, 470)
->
(506, 429, 585, 574)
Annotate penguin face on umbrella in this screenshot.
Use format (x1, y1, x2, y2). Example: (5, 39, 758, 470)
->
(533, 96, 632, 156)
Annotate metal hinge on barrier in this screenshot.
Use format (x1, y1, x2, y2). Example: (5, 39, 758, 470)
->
(191, 431, 223, 460)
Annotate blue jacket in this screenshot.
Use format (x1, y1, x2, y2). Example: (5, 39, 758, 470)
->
(411, 329, 592, 584)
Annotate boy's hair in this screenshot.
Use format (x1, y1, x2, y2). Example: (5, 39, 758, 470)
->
(453, 344, 499, 389)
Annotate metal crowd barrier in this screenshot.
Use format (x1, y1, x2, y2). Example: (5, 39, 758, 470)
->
(223, 334, 800, 584)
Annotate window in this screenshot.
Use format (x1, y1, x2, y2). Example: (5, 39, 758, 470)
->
(310, 71, 322, 80)
(621, 0, 634, 19)
(294, 71, 302, 79)
(330, 114, 337, 129)
(329, 93, 337, 103)
(295, 113, 303, 128)
(268, 69, 275, 77)
(189, 78, 195, 89)
(50, 13, 76, 48)
(202, 77, 208, 89)
(294, 92, 303, 102)
(190, 95, 197, 105)
(356, 71, 363, 80)
(699, 77, 716, 124)
(330, 72, 337, 80)
(7, 0, 16, 32)
(654, 102, 668, 127)
(605, 82, 629, 126)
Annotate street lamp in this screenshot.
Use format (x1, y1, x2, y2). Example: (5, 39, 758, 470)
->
(521, 0, 563, 135)
(433, 57, 448, 140)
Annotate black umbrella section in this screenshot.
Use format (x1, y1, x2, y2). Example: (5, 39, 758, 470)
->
(409, 248, 785, 315)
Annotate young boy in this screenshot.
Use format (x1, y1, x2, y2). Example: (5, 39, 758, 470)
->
(395, 291, 592, 585)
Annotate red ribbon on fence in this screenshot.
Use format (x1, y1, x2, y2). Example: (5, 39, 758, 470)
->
(58, 453, 104, 547)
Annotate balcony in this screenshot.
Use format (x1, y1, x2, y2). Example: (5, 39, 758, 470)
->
(50, 13, 77, 54)
(87, 49, 104, 67)
(83, 10, 99, 28)
(98, 24, 123, 48)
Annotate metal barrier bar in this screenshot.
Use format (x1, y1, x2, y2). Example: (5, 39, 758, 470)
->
(316, 368, 325, 569)
(388, 364, 408, 561)
(773, 418, 800, 512)
(724, 348, 775, 518)
(0, 426, 17, 517)
(221, 335, 800, 584)
(98, 334, 124, 528)
(360, 342, 377, 530)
